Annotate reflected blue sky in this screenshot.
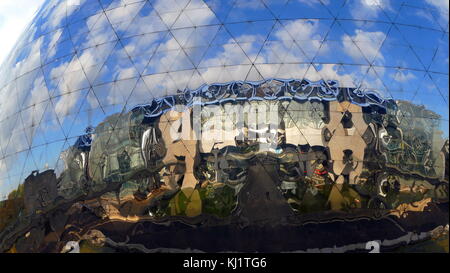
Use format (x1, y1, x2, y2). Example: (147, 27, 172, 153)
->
(0, 0, 448, 198)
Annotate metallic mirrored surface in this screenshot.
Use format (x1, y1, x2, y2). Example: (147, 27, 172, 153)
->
(0, 0, 448, 253)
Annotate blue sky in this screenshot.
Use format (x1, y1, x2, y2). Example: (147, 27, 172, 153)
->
(0, 0, 448, 198)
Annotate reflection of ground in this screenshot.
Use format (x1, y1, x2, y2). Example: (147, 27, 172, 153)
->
(392, 234, 448, 253)
(39, 194, 446, 253)
(76, 232, 450, 253)
(3, 187, 448, 253)
(57, 208, 448, 253)
(236, 158, 294, 223)
(1, 161, 448, 253)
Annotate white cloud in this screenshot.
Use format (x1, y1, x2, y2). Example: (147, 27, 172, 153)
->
(0, 37, 46, 150)
(43, 0, 85, 31)
(362, 0, 387, 8)
(275, 19, 326, 60)
(342, 29, 386, 63)
(0, 0, 45, 67)
(391, 70, 416, 82)
(424, 0, 449, 26)
(350, 0, 391, 20)
(425, 0, 449, 13)
(22, 75, 51, 140)
(45, 29, 63, 60)
(200, 34, 261, 68)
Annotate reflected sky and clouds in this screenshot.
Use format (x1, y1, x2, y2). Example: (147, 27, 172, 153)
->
(0, 0, 45, 67)
(0, 0, 448, 198)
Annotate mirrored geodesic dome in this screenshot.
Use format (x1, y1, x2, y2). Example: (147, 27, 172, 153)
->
(0, 0, 448, 253)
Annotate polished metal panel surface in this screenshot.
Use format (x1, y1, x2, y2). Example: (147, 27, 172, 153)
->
(0, 0, 448, 253)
